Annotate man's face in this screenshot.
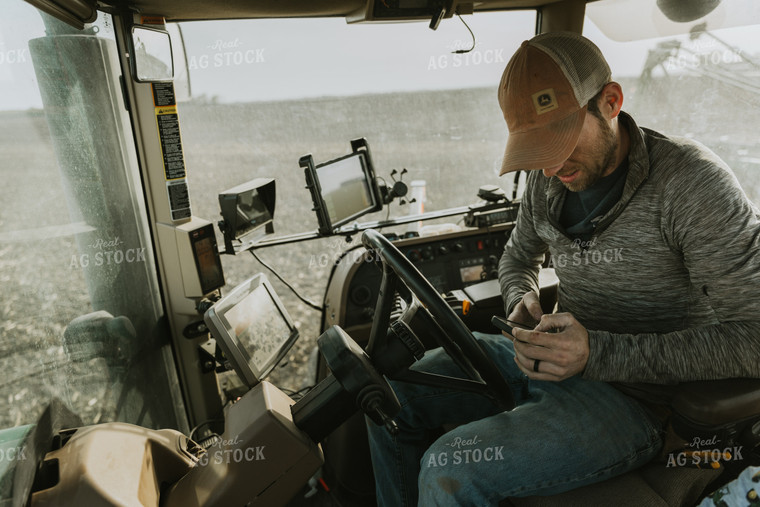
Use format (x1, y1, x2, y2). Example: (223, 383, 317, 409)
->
(542, 109, 617, 192)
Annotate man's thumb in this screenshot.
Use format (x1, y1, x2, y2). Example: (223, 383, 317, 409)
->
(524, 292, 543, 321)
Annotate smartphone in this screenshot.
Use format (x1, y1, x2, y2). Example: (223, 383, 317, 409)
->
(492, 315, 561, 337)
(491, 316, 533, 336)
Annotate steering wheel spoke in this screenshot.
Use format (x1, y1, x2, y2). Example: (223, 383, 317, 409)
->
(399, 298, 484, 382)
(394, 370, 492, 396)
(366, 262, 398, 358)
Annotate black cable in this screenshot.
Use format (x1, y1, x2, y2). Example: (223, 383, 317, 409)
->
(189, 415, 224, 444)
(249, 249, 324, 312)
(280, 384, 316, 401)
(376, 176, 392, 220)
(452, 14, 476, 54)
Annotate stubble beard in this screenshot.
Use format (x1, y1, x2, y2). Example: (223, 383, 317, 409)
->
(561, 117, 618, 192)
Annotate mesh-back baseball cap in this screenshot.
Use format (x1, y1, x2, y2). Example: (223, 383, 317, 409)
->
(498, 32, 611, 175)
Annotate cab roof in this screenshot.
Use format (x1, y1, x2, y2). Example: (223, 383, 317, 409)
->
(27, 0, 569, 27)
(107, 0, 563, 22)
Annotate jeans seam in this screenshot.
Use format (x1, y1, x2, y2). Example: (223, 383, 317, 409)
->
(391, 431, 414, 507)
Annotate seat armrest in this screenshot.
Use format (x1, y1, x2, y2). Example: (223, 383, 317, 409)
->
(671, 378, 760, 426)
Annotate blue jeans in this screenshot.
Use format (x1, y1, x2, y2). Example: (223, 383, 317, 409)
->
(366, 332, 664, 506)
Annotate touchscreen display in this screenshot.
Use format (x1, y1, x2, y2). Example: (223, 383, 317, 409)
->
(224, 283, 293, 376)
(318, 154, 375, 227)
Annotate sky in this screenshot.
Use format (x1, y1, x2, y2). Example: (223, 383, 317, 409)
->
(1, 0, 760, 111)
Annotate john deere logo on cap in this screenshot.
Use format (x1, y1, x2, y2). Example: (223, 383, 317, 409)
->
(532, 88, 558, 115)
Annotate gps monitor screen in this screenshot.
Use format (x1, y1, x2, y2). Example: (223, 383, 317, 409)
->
(317, 153, 376, 228)
(204, 274, 298, 386)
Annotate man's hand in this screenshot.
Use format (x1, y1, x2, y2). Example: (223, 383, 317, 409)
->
(507, 291, 543, 327)
(510, 313, 589, 381)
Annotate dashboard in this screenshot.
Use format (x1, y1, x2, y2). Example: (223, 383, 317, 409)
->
(322, 224, 512, 337)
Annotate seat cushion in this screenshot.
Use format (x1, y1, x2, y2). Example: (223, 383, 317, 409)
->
(501, 464, 722, 507)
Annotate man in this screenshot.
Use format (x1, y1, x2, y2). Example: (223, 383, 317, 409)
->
(367, 31, 760, 506)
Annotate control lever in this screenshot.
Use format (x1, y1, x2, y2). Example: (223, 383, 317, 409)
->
(358, 385, 400, 435)
(444, 290, 472, 318)
(378, 409, 399, 435)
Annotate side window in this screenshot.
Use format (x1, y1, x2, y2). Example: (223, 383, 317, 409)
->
(585, 3, 760, 203)
(0, 5, 184, 432)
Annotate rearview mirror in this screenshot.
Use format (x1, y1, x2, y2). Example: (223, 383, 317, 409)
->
(130, 25, 174, 82)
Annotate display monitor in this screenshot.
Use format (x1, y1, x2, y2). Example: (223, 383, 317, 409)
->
(318, 153, 377, 228)
(301, 139, 383, 236)
(189, 222, 225, 295)
(218, 178, 276, 254)
(204, 273, 298, 387)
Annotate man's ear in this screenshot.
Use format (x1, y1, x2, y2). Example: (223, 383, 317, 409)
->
(600, 82, 624, 119)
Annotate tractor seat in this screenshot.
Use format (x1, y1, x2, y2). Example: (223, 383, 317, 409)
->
(502, 378, 760, 507)
(671, 378, 760, 426)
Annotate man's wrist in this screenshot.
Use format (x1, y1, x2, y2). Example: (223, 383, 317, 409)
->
(580, 329, 601, 380)
(505, 296, 521, 318)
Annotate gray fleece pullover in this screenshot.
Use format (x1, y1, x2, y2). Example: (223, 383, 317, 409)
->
(498, 111, 760, 384)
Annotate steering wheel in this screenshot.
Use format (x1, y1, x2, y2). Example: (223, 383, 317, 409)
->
(361, 229, 515, 411)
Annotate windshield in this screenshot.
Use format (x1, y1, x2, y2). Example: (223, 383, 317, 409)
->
(174, 12, 538, 386)
(177, 12, 537, 219)
(173, 11, 760, 388)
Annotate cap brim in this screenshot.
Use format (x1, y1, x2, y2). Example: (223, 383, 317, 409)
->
(499, 107, 587, 175)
